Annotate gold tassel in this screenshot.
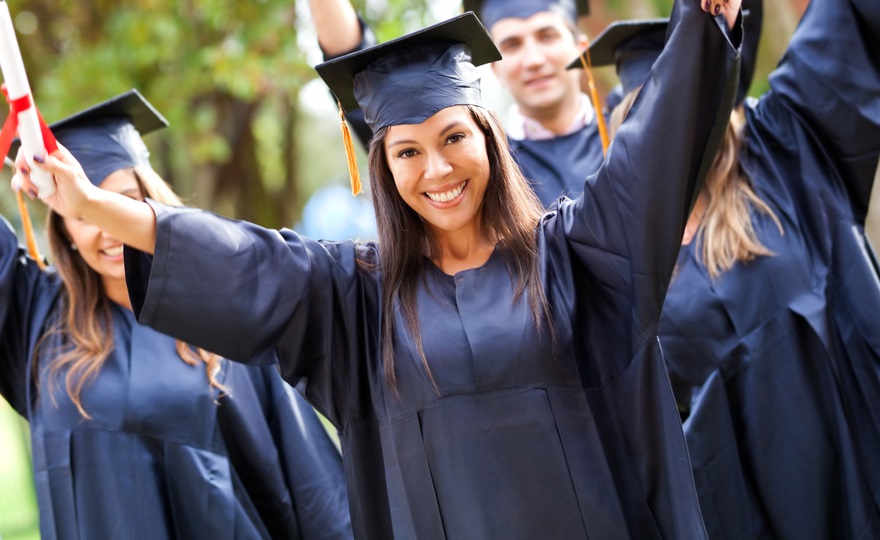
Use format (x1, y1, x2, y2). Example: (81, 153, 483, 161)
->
(578, 48, 610, 156)
(16, 189, 46, 270)
(338, 101, 362, 196)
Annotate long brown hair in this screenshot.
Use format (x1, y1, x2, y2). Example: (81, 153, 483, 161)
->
(610, 94, 783, 279)
(366, 105, 551, 391)
(40, 166, 224, 418)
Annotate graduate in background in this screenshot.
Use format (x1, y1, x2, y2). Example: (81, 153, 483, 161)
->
(16, 2, 741, 537)
(0, 90, 352, 540)
(464, 0, 606, 207)
(597, 0, 880, 536)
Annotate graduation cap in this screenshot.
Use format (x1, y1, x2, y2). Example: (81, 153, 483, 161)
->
(315, 12, 500, 195)
(462, 0, 590, 31)
(569, 7, 760, 103)
(568, 18, 668, 95)
(10, 89, 168, 186)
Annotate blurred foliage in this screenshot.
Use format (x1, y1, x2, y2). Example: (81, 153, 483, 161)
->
(0, 401, 38, 540)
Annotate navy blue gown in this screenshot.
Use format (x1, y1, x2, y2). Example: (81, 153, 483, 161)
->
(659, 0, 880, 538)
(124, 3, 741, 539)
(0, 220, 352, 539)
(510, 124, 606, 208)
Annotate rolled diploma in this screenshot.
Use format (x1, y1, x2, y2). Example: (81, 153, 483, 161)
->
(0, 1, 54, 196)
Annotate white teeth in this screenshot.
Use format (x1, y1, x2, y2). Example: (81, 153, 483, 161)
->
(102, 246, 123, 257)
(425, 181, 465, 203)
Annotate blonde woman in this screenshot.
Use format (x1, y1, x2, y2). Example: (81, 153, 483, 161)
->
(604, 0, 880, 536)
(0, 91, 352, 540)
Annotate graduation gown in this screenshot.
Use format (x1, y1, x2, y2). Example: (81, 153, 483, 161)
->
(509, 121, 605, 208)
(124, 3, 740, 538)
(659, 0, 880, 537)
(0, 220, 352, 540)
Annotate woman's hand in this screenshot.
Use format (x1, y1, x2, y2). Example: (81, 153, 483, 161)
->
(12, 144, 159, 254)
(701, 0, 741, 30)
(12, 143, 99, 220)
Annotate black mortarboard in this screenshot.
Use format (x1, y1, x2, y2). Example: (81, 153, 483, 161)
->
(10, 89, 168, 186)
(569, 8, 759, 104)
(570, 18, 668, 95)
(463, 0, 590, 30)
(316, 12, 500, 133)
(315, 13, 500, 195)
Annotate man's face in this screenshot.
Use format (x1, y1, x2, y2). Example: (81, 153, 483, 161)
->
(490, 11, 587, 120)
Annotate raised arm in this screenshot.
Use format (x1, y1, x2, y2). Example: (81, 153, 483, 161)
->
(309, 0, 365, 57)
(14, 144, 157, 254)
(121, 201, 378, 427)
(766, 0, 880, 217)
(15, 142, 372, 425)
(556, 0, 742, 327)
(309, 0, 376, 148)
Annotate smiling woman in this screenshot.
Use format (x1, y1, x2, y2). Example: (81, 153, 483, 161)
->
(59, 169, 145, 307)
(17, 1, 742, 537)
(383, 107, 494, 268)
(1, 91, 353, 539)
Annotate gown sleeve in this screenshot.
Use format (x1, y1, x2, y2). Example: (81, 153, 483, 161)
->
(0, 216, 58, 417)
(553, 2, 742, 339)
(217, 364, 352, 539)
(124, 203, 379, 428)
(766, 0, 880, 219)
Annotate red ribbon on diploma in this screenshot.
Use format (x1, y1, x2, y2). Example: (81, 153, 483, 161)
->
(0, 83, 56, 268)
(0, 83, 57, 159)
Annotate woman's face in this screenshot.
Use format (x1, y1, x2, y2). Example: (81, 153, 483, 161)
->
(384, 106, 491, 237)
(63, 169, 144, 288)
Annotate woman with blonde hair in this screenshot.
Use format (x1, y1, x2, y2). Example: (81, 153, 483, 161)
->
(600, 0, 880, 536)
(0, 90, 352, 539)
(16, 1, 741, 537)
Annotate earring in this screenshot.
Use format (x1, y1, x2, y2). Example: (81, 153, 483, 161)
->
(70, 243, 78, 252)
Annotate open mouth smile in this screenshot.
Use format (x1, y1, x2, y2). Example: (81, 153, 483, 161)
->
(101, 246, 124, 257)
(424, 180, 467, 204)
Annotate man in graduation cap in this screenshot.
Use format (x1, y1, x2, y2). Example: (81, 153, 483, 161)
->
(462, 0, 606, 207)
